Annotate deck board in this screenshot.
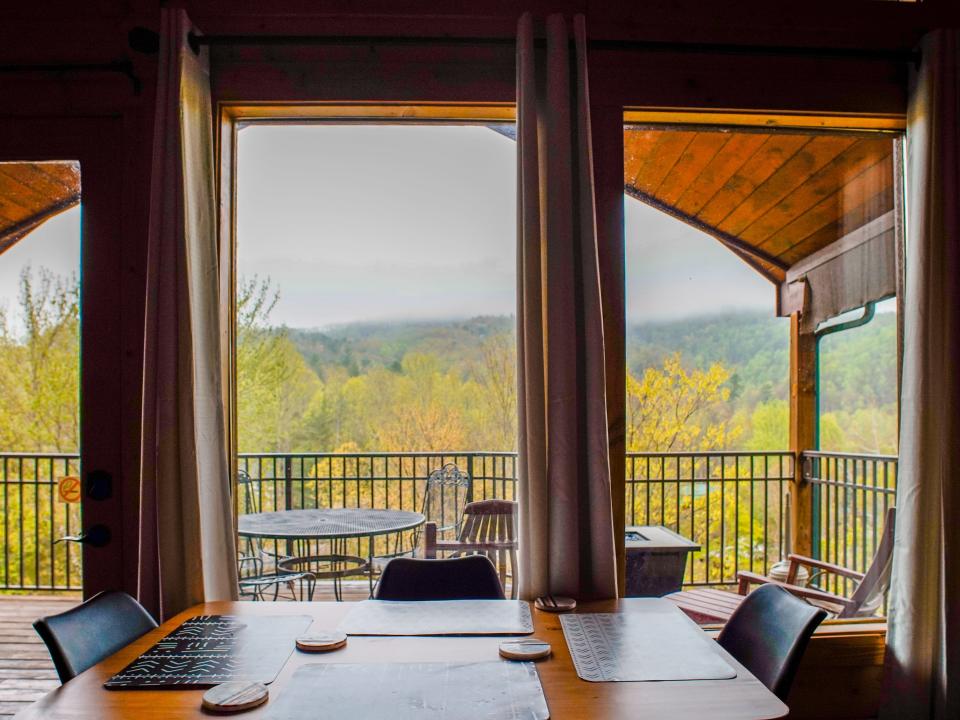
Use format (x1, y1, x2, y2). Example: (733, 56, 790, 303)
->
(0, 596, 77, 719)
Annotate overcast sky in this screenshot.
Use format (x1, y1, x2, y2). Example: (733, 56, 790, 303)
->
(0, 204, 80, 336)
(1, 127, 777, 333)
(236, 124, 774, 328)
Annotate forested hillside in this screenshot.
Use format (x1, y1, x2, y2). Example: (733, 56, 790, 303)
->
(0, 270, 898, 456)
(274, 301, 897, 455)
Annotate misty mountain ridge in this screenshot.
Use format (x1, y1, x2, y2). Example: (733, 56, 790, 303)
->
(286, 310, 897, 414)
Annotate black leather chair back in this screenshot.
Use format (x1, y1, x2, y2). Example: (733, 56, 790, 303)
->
(33, 590, 158, 683)
(374, 556, 505, 600)
(717, 583, 826, 700)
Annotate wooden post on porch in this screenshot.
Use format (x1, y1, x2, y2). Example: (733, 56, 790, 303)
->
(790, 312, 816, 558)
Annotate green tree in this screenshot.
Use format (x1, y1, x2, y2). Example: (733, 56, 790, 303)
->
(0, 267, 79, 452)
(0, 267, 82, 591)
(745, 400, 789, 451)
(236, 277, 321, 452)
(338, 354, 471, 452)
(468, 331, 517, 451)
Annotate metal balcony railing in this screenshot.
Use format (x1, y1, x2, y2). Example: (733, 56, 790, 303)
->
(0, 453, 82, 591)
(802, 450, 898, 599)
(0, 449, 897, 594)
(624, 451, 795, 587)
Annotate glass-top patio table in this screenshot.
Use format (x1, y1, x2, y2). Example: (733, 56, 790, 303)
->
(238, 508, 425, 598)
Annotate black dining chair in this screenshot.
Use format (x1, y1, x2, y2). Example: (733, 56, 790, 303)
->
(717, 583, 827, 700)
(373, 556, 505, 600)
(33, 590, 158, 683)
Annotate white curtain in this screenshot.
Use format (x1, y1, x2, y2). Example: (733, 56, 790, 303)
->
(138, 8, 238, 621)
(516, 12, 618, 601)
(881, 29, 960, 720)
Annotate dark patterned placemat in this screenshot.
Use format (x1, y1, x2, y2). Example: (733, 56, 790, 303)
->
(104, 614, 312, 689)
(560, 607, 736, 682)
(338, 600, 534, 636)
(266, 662, 549, 720)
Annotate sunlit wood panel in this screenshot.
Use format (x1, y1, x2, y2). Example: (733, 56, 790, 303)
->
(623, 127, 895, 281)
(0, 161, 80, 255)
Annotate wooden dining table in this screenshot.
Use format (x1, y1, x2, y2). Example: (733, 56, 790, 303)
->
(16, 598, 788, 720)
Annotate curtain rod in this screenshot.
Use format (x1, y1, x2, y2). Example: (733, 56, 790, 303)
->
(0, 61, 141, 94)
(187, 31, 920, 66)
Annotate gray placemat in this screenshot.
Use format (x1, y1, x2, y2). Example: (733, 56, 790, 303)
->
(267, 662, 549, 720)
(560, 609, 737, 682)
(338, 600, 534, 636)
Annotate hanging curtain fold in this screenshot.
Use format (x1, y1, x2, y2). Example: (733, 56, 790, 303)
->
(516, 12, 618, 601)
(880, 29, 960, 720)
(138, 7, 238, 621)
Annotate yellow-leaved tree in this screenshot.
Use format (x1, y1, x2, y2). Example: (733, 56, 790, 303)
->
(624, 353, 774, 586)
(625, 352, 740, 452)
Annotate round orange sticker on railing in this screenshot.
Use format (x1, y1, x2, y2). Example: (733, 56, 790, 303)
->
(58, 476, 81, 504)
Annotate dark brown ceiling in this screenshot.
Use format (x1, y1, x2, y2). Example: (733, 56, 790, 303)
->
(0, 162, 80, 256)
(623, 128, 895, 283)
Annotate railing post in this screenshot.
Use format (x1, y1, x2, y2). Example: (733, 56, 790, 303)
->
(466, 454, 474, 503)
(284, 456, 294, 511)
(284, 456, 294, 558)
(808, 454, 821, 559)
(790, 313, 816, 559)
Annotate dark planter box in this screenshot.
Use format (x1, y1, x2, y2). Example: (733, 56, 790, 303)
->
(624, 526, 701, 597)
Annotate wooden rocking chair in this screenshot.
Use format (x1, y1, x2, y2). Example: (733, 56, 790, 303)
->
(423, 499, 518, 599)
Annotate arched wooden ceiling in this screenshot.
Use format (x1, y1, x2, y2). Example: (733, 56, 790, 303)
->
(0, 162, 80, 256)
(623, 128, 895, 284)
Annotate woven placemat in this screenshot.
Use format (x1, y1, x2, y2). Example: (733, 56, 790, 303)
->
(560, 607, 736, 682)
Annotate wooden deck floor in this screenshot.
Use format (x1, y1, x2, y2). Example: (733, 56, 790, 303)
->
(0, 595, 78, 719)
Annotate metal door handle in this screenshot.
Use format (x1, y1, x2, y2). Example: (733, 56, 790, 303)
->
(55, 524, 111, 548)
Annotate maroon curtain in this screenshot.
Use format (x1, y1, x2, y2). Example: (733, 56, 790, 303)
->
(138, 8, 237, 621)
(881, 29, 960, 720)
(516, 12, 618, 600)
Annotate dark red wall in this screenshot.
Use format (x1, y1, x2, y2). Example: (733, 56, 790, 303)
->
(1, 0, 953, 596)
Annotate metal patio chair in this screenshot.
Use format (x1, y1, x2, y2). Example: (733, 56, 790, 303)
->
(371, 462, 472, 573)
(236, 469, 316, 601)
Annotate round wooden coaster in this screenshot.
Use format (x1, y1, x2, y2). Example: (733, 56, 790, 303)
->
(499, 638, 552, 661)
(201, 681, 268, 714)
(535, 595, 577, 613)
(295, 632, 348, 653)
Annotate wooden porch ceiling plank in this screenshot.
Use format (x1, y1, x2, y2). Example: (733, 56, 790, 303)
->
(654, 131, 732, 207)
(0, 179, 66, 223)
(632, 130, 697, 195)
(622, 125, 898, 280)
(0, 164, 78, 202)
(0, 195, 37, 224)
(743, 138, 893, 249)
(623, 128, 662, 187)
(716, 134, 858, 236)
(673, 132, 770, 216)
(696, 133, 811, 227)
(779, 186, 895, 267)
(759, 154, 894, 258)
